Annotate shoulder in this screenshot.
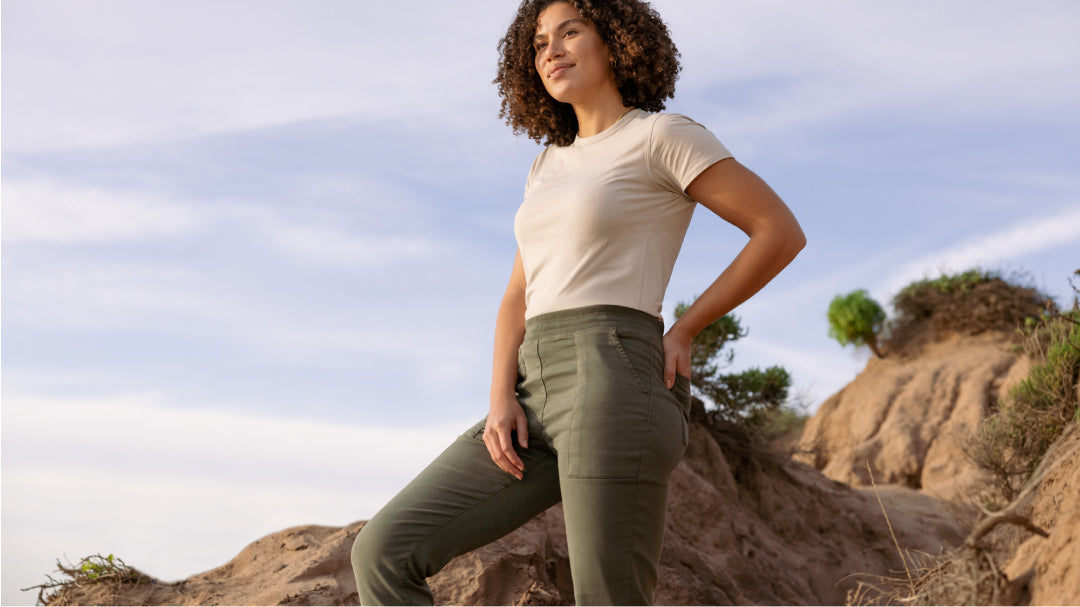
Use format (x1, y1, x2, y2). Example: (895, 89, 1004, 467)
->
(644, 112, 734, 191)
(648, 112, 716, 141)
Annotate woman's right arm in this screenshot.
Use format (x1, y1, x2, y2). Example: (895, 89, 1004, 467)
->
(484, 249, 529, 480)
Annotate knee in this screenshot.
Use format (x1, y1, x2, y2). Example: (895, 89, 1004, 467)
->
(351, 516, 426, 582)
(351, 517, 438, 605)
(351, 520, 390, 581)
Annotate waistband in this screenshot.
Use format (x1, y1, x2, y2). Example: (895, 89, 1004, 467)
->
(523, 305, 664, 337)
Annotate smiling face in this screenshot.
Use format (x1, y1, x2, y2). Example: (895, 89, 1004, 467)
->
(532, 2, 616, 107)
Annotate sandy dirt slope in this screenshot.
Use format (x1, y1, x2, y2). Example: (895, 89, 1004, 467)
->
(49, 328, 1080, 606)
(43, 420, 968, 606)
(796, 331, 1028, 502)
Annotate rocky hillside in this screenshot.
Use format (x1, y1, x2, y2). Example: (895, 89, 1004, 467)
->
(41, 321, 1079, 605)
(796, 330, 1028, 502)
(41, 415, 969, 606)
(798, 325, 1079, 605)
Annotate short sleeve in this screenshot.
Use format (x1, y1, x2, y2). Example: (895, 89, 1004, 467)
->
(648, 114, 733, 195)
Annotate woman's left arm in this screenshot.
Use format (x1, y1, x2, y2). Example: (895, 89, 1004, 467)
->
(663, 158, 806, 388)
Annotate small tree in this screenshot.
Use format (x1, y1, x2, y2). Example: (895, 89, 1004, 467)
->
(674, 300, 793, 426)
(828, 289, 887, 357)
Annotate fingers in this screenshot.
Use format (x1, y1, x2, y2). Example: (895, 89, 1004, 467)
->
(662, 330, 692, 388)
(516, 412, 529, 449)
(482, 411, 528, 480)
(483, 432, 522, 479)
(663, 347, 679, 389)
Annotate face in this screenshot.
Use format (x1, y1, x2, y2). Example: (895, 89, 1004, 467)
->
(532, 2, 616, 106)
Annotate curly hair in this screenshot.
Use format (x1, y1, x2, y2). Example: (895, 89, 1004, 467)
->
(494, 0, 681, 147)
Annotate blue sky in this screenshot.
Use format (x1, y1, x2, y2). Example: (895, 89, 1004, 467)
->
(3, 1, 1078, 604)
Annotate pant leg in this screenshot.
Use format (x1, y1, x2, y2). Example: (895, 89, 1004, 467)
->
(351, 422, 561, 606)
(547, 320, 691, 605)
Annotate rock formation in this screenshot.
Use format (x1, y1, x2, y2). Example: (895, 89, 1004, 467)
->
(796, 331, 1027, 502)
(43, 325, 1080, 606)
(42, 417, 970, 606)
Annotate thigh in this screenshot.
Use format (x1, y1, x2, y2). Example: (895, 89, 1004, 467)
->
(556, 325, 691, 604)
(357, 423, 562, 577)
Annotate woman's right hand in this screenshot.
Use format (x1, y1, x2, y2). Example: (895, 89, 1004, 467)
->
(483, 397, 529, 480)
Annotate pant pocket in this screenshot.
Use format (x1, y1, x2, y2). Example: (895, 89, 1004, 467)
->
(568, 327, 653, 479)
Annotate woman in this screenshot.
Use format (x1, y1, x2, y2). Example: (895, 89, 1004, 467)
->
(351, 0, 805, 604)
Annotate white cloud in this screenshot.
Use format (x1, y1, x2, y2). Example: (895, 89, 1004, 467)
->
(252, 215, 434, 266)
(1, 255, 235, 330)
(664, 1, 1080, 136)
(737, 336, 865, 410)
(2, 179, 201, 244)
(7, 2, 1077, 154)
(876, 205, 1080, 299)
(2, 0, 510, 153)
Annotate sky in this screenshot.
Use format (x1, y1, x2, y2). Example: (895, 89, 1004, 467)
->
(2, 1, 1078, 604)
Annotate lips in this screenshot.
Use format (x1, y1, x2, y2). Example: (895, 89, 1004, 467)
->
(548, 63, 573, 78)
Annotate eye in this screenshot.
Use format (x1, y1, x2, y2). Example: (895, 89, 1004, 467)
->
(563, 29, 577, 38)
(535, 41, 548, 51)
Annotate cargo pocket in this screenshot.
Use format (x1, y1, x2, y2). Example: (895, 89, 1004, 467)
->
(568, 327, 653, 479)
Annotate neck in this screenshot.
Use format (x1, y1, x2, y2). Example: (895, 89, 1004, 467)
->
(573, 93, 631, 138)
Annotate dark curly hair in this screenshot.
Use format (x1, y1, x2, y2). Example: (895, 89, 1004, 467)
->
(494, 0, 681, 147)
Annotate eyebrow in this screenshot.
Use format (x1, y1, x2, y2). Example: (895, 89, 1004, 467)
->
(533, 18, 586, 43)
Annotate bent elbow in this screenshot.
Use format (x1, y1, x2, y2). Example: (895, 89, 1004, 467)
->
(792, 227, 807, 255)
(783, 223, 807, 262)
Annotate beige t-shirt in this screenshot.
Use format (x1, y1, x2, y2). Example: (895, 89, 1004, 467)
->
(514, 109, 733, 319)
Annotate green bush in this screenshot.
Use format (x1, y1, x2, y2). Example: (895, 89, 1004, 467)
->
(963, 271, 1080, 502)
(674, 300, 794, 429)
(889, 268, 1050, 354)
(827, 289, 887, 357)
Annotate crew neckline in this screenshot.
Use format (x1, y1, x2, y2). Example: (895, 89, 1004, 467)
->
(572, 108, 644, 147)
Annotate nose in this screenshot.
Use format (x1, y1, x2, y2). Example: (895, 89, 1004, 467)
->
(539, 39, 565, 62)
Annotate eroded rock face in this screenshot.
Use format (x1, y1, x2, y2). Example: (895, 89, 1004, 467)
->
(796, 332, 1027, 502)
(1000, 425, 1080, 606)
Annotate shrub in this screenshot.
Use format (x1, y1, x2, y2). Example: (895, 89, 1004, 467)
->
(674, 300, 794, 429)
(828, 289, 887, 357)
(888, 269, 1050, 354)
(962, 271, 1080, 502)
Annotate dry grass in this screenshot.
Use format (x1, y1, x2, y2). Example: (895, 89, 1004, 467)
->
(847, 436, 1079, 606)
(22, 553, 154, 606)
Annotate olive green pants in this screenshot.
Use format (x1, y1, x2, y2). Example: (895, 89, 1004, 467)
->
(351, 305, 691, 605)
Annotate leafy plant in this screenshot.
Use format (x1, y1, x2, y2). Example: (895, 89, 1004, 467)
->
(828, 290, 887, 357)
(674, 299, 794, 428)
(962, 270, 1080, 502)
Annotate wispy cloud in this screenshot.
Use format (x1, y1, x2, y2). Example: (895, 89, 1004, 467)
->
(668, 1, 1080, 139)
(737, 336, 866, 406)
(1, 1, 507, 153)
(2, 179, 202, 244)
(250, 213, 435, 267)
(876, 205, 1080, 299)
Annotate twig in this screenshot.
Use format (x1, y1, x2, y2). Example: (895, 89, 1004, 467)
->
(865, 460, 915, 597)
(966, 511, 1048, 547)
